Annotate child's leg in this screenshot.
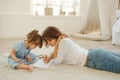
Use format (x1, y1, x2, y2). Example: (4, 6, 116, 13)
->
(8, 57, 33, 72)
(87, 48, 120, 73)
(16, 64, 33, 72)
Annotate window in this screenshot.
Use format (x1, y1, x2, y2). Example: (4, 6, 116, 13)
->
(32, 0, 80, 16)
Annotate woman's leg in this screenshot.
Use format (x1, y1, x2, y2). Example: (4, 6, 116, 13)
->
(110, 51, 120, 57)
(87, 48, 120, 73)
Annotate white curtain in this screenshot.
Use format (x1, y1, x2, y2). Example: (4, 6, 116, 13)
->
(98, 0, 111, 40)
(74, 0, 118, 40)
(98, 0, 118, 40)
(78, 0, 111, 40)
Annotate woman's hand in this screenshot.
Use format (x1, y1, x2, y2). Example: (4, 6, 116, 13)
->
(55, 34, 67, 46)
(25, 54, 32, 62)
(43, 54, 50, 63)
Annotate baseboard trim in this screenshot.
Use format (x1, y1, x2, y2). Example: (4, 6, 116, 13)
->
(0, 34, 25, 38)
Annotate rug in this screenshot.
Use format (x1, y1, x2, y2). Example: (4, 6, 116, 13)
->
(0, 52, 120, 80)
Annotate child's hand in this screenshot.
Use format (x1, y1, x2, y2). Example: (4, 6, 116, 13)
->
(27, 57, 32, 62)
(26, 54, 32, 62)
(43, 55, 50, 63)
(16, 59, 24, 64)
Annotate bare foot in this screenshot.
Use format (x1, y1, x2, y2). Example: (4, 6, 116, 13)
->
(28, 65, 33, 72)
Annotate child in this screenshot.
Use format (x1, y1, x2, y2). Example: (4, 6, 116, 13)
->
(8, 30, 43, 72)
(42, 26, 120, 73)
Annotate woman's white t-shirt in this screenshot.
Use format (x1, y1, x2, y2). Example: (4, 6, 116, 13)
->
(54, 38, 88, 66)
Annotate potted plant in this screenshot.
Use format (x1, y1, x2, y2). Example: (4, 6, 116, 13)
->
(68, 11, 76, 16)
(59, 8, 65, 16)
(44, 0, 53, 16)
(34, 3, 40, 16)
(68, 0, 78, 16)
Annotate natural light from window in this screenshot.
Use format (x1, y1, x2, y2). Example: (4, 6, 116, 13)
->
(32, 0, 80, 16)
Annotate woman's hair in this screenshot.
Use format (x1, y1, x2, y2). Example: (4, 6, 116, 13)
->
(27, 30, 43, 48)
(42, 26, 67, 47)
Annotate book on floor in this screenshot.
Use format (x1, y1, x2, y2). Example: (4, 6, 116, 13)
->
(32, 58, 54, 68)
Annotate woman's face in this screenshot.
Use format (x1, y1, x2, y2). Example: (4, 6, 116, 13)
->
(47, 39, 57, 47)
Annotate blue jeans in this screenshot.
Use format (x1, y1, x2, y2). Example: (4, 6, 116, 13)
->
(87, 48, 120, 73)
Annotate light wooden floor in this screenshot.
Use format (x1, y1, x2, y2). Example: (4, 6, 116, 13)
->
(0, 37, 120, 80)
(0, 38, 23, 53)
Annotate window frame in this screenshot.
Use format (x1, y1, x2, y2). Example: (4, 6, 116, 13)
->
(30, 0, 80, 17)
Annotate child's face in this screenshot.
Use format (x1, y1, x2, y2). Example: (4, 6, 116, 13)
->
(29, 43, 37, 49)
(47, 39, 56, 47)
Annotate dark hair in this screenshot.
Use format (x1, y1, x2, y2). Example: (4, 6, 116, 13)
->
(27, 30, 43, 48)
(42, 26, 67, 47)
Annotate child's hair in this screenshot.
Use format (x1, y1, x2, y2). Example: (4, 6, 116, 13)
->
(42, 26, 67, 47)
(27, 30, 43, 48)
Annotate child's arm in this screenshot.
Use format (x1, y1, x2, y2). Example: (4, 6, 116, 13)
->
(10, 49, 23, 63)
(10, 49, 18, 61)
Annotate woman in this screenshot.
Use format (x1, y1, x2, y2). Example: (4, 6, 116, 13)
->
(42, 26, 120, 73)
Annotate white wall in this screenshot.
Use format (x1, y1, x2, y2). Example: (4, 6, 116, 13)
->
(0, 0, 117, 38)
(0, 0, 30, 15)
(0, 15, 85, 38)
(0, 0, 88, 38)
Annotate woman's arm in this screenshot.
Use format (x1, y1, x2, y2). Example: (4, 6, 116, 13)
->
(52, 36, 64, 58)
(43, 36, 64, 63)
